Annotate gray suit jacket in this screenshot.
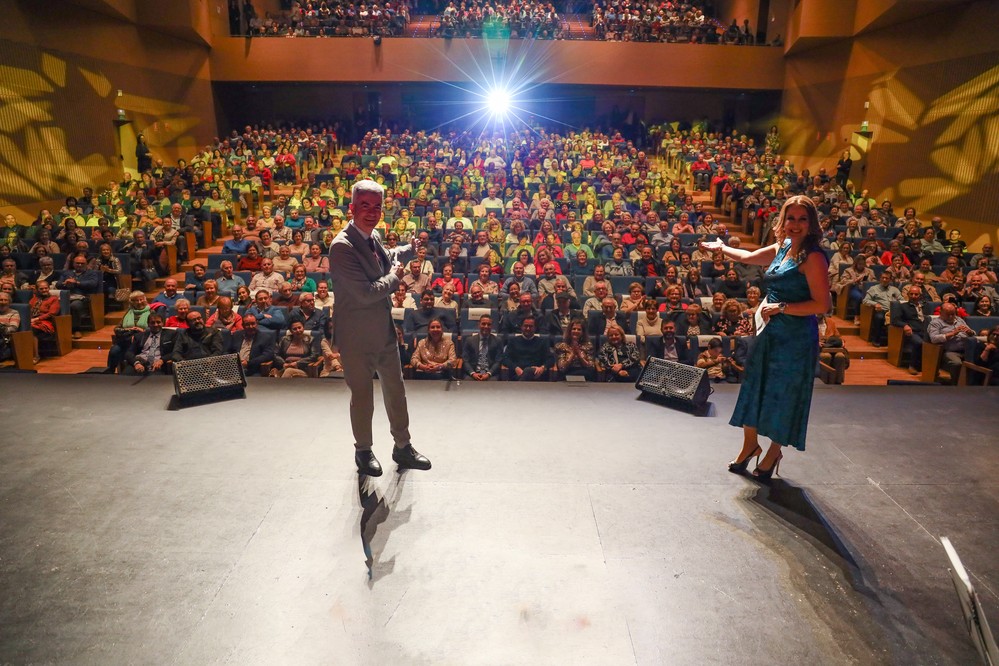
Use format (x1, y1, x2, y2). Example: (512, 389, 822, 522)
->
(329, 224, 413, 353)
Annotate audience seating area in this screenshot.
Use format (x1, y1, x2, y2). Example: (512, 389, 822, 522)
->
(1, 121, 995, 387)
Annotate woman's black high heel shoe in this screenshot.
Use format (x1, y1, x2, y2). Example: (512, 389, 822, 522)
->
(728, 445, 762, 474)
(753, 452, 783, 483)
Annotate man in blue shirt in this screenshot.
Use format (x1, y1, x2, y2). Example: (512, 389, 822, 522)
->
(215, 260, 246, 297)
(243, 289, 286, 332)
(222, 225, 252, 255)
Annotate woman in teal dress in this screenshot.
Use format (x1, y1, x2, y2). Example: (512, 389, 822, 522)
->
(700, 195, 830, 482)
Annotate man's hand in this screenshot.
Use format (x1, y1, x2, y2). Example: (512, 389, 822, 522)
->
(133, 362, 144, 373)
(903, 324, 912, 335)
(393, 262, 405, 279)
(514, 367, 524, 377)
(874, 303, 883, 312)
(533, 365, 545, 378)
(151, 359, 163, 371)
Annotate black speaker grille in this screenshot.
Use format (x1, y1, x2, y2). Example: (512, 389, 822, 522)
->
(637, 358, 705, 401)
(173, 354, 246, 396)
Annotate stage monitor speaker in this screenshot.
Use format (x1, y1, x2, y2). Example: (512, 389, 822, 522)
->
(636, 358, 712, 412)
(172, 353, 246, 407)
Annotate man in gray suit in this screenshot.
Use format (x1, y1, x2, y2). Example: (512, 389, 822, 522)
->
(330, 180, 431, 476)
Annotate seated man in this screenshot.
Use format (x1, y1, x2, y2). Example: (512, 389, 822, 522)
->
(404, 291, 457, 336)
(582, 264, 613, 297)
(500, 293, 541, 335)
(582, 281, 611, 318)
(587, 297, 631, 337)
(927, 302, 975, 384)
(215, 260, 246, 297)
(539, 279, 581, 312)
(537, 262, 576, 302)
(243, 289, 287, 332)
(894, 285, 929, 375)
(124, 313, 173, 375)
(58, 254, 101, 338)
(272, 281, 300, 308)
(500, 262, 538, 300)
(151, 278, 183, 310)
(645, 319, 693, 365)
(288, 291, 327, 333)
(228, 313, 276, 376)
(171, 310, 224, 363)
(900, 272, 940, 303)
(461, 313, 502, 380)
(542, 291, 583, 336)
(248, 258, 284, 297)
(401, 259, 431, 295)
(222, 225, 252, 255)
(862, 271, 901, 346)
(501, 316, 551, 381)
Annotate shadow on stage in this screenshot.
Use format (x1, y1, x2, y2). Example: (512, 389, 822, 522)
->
(748, 478, 860, 573)
(357, 471, 412, 587)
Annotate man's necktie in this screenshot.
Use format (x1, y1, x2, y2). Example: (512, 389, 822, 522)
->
(368, 237, 385, 272)
(477, 337, 488, 373)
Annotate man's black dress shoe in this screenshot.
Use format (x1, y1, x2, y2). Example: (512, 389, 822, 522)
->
(355, 450, 383, 477)
(392, 445, 432, 471)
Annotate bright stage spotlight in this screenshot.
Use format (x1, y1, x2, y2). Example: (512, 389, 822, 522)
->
(486, 87, 512, 117)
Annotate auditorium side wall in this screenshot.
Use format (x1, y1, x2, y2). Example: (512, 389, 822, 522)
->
(780, 0, 999, 250)
(0, 1, 217, 221)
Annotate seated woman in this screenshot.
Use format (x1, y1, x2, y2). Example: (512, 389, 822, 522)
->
(555, 318, 596, 381)
(817, 312, 850, 384)
(165, 299, 191, 328)
(255, 230, 280, 259)
(431, 263, 464, 295)
(272, 245, 299, 275)
(319, 319, 343, 378)
(434, 283, 460, 317)
(505, 232, 534, 259)
(682, 268, 713, 299)
(270, 319, 321, 378)
(233, 285, 253, 314)
(620, 281, 646, 314)
(468, 263, 499, 295)
(286, 231, 310, 258)
(697, 337, 737, 383)
(314, 281, 334, 310)
(29, 279, 60, 363)
(635, 298, 663, 339)
(661, 238, 683, 264)
(713, 299, 746, 336)
(715, 268, 747, 299)
(196, 279, 221, 308)
(412, 318, 457, 379)
(237, 244, 264, 273)
(512, 249, 536, 276)
(289, 264, 317, 293)
(973, 294, 995, 318)
(206, 295, 242, 332)
(597, 324, 641, 382)
(604, 247, 634, 276)
(534, 246, 562, 275)
(301, 243, 330, 274)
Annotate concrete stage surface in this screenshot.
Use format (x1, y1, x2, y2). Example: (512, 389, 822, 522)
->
(0, 375, 996, 665)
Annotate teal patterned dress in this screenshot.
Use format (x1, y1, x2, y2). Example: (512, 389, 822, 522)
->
(729, 240, 819, 450)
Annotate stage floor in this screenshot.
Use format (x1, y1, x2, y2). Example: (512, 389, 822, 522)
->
(1, 376, 996, 664)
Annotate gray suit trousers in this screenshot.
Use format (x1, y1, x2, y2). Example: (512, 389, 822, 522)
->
(341, 338, 411, 451)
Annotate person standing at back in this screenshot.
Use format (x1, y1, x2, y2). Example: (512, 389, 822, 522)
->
(329, 180, 431, 477)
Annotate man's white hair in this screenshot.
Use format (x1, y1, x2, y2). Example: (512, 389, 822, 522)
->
(351, 179, 384, 203)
